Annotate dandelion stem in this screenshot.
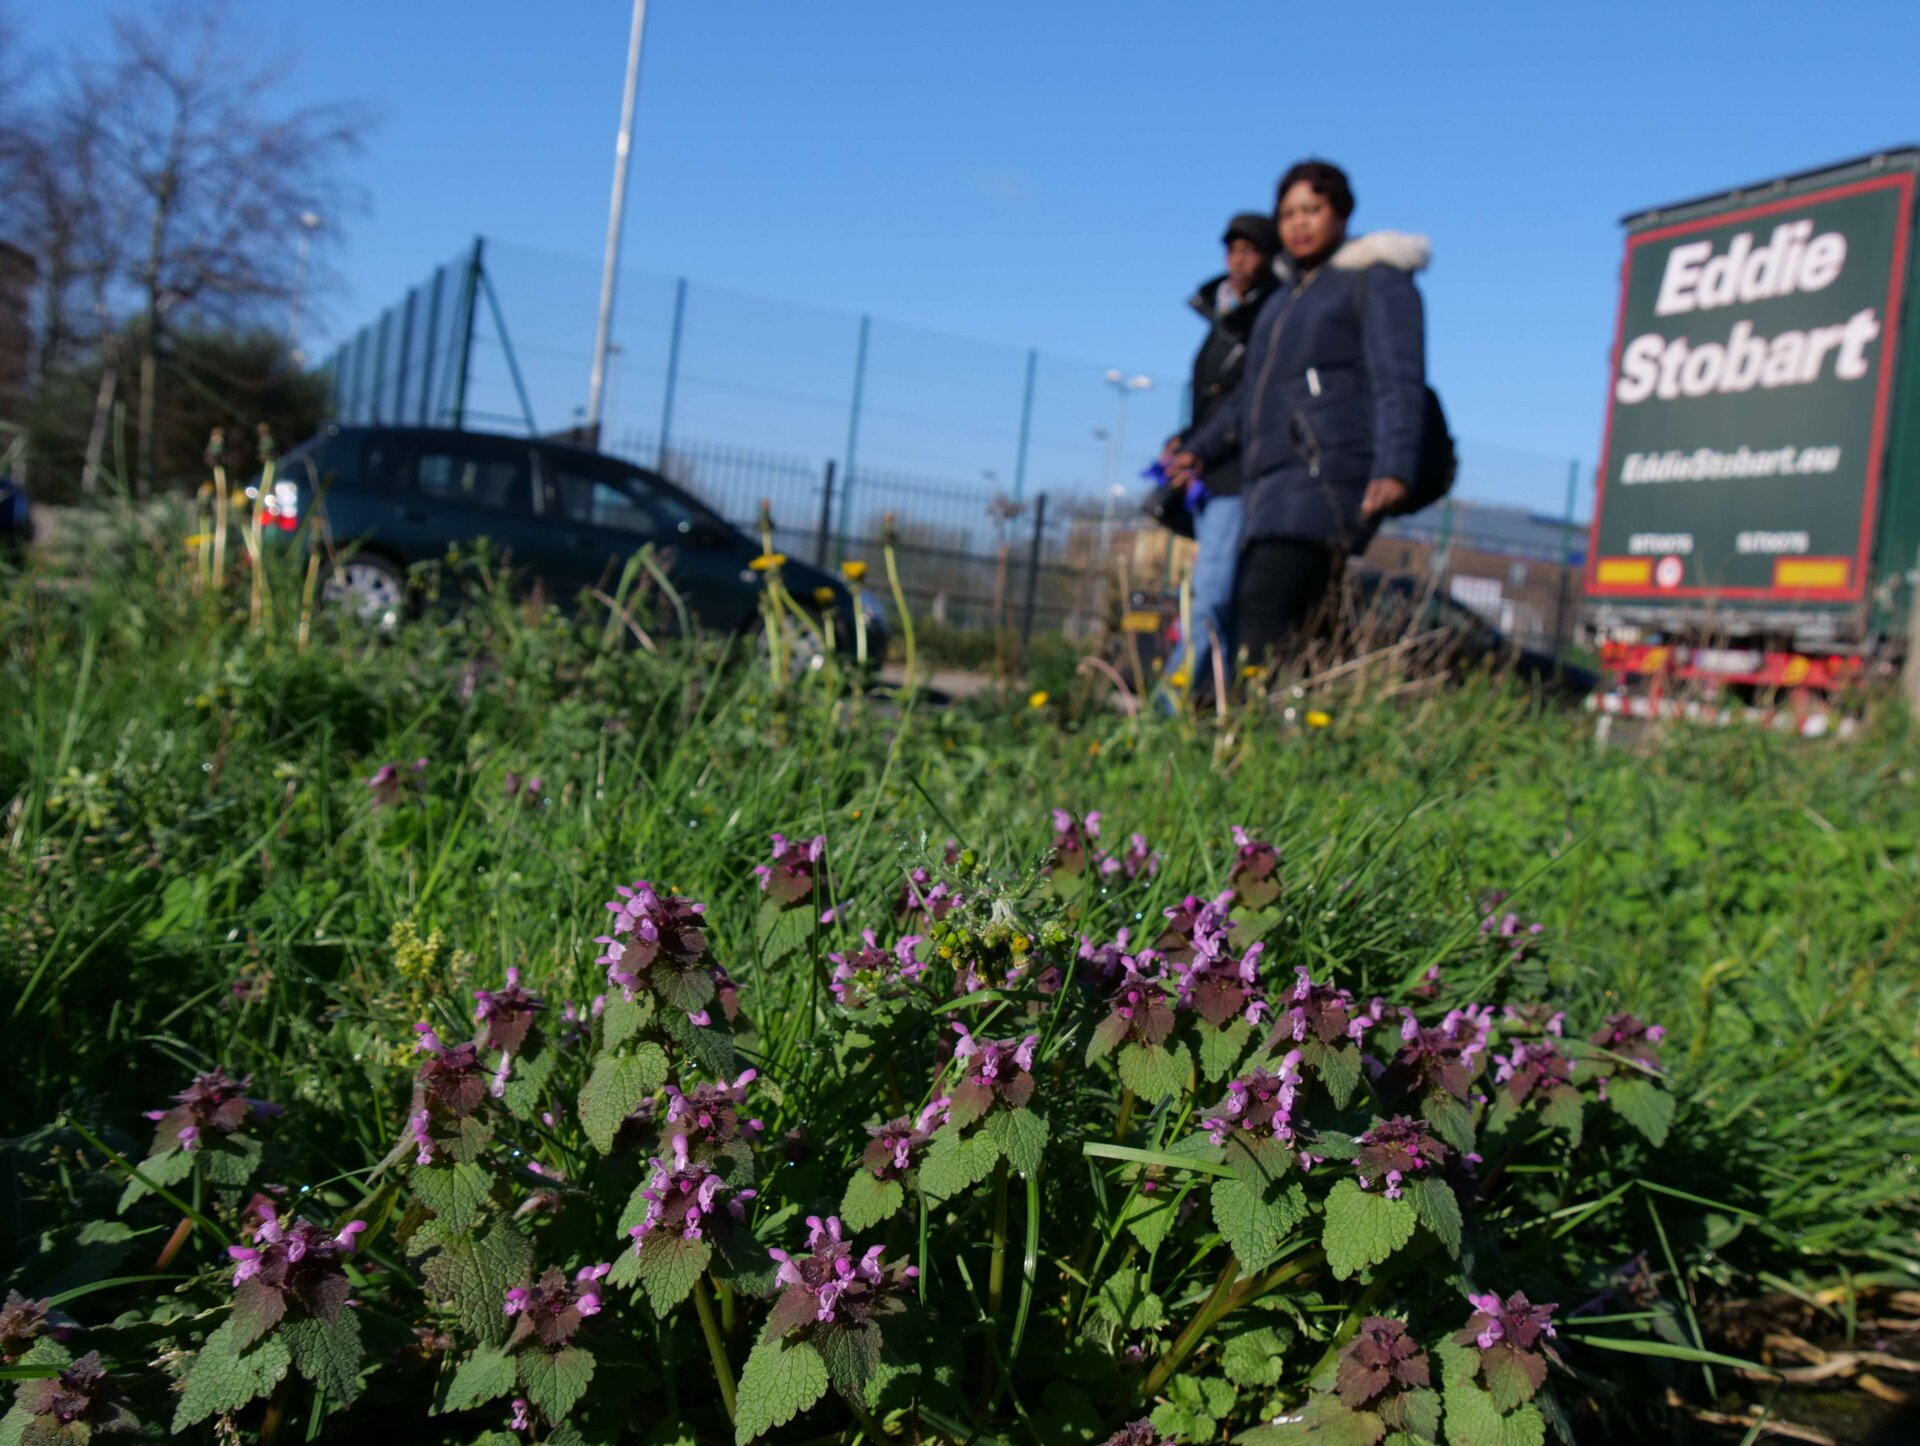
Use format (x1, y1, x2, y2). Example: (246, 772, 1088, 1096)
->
(988, 1158, 1010, 1318)
(692, 1272, 738, 1423)
(882, 526, 914, 687)
(1113, 1088, 1136, 1142)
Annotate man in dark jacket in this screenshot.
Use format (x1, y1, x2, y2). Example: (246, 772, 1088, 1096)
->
(1160, 211, 1278, 695)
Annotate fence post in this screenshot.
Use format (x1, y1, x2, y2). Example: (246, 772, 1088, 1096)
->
(370, 308, 391, 423)
(658, 277, 687, 468)
(1012, 347, 1036, 505)
(835, 313, 871, 560)
(417, 266, 445, 424)
(815, 460, 836, 567)
(1552, 456, 1581, 648)
(1019, 492, 1049, 661)
(393, 287, 418, 424)
(448, 236, 485, 432)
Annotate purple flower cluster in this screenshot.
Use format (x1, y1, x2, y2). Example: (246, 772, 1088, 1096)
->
(1170, 937, 1269, 1029)
(144, 1069, 280, 1156)
(754, 832, 828, 908)
(594, 880, 713, 1002)
(1354, 1116, 1450, 1199)
(627, 1134, 755, 1248)
(896, 866, 962, 924)
(1589, 1013, 1667, 1074)
(1202, 1053, 1306, 1151)
(1493, 1036, 1576, 1106)
(502, 771, 543, 807)
(407, 1024, 490, 1165)
(367, 758, 426, 809)
(1077, 928, 1135, 990)
(1280, 966, 1384, 1048)
(228, 1202, 366, 1329)
(473, 967, 544, 1056)
(1480, 891, 1546, 960)
(1455, 1290, 1559, 1403)
(1048, 809, 1100, 876)
(1096, 832, 1161, 882)
(1334, 1316, 1432, 1411)
(764, 1215, 917, 1335)
(827, 929, 927, 1009)
(1, 1292, 70, 1365)
(861, 1099, 951, 1181)
(13, 1353, 135, 1435)
(1098, 1422, 1173, 1446)
(948, 1023, 1038, 1120)
(663, 1069, 764, 1153)
(1228, 826, 1282, 907)
(504, 1263, 610, 1350)
(554, 995, 606, 1049)
(1382, 1005, 1494, 1103)
(1087, 952, 1176, 1058)
(1154, 891, 1235, 965)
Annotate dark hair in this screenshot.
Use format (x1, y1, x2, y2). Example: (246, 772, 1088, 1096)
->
(1276, 159, 1354, 220)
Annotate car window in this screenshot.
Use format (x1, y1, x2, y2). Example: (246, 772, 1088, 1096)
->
(409, 444, 533, 513)
(552, 467, 661, 536)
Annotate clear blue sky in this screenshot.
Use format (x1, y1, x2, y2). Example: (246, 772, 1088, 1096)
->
(23, 0, 1920, 517)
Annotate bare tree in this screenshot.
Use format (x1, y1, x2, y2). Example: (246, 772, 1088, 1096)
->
(61, 0, 364, 490)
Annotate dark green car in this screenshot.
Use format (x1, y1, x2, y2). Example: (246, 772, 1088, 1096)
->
(262, 425, 884, 652)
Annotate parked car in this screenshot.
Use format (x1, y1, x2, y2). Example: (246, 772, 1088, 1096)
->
(259, 425, 886, 655)
(1337, 567, 1597, 697)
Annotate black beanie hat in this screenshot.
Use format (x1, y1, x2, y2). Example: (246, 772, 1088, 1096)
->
(1222, 211, 1279, 255)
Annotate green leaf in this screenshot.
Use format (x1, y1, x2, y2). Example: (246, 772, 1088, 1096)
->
(500, 1048, 556, 1121)
(665, 1008, 739, 1079)
(1607, 1077, 1674, 1148)
(1419, 1092, 1475, 1155)
(198, 1132, 264, 1187)
(117, 1146, 193, 1212)
(1211, 1175, 1307, 1274)
(919, 1125, 999, 1201)
(413, 1163, 494, 1230)
(1120, 1185, 1179, 1252)
(1089, 1266, 1166, 1336)
(1082, 1141, 1235, 1178)
(600, 992, 647, 1050)
(635, 1233, 712, 1313)
(1437, 1340, 1545, 1446)
(814, 1321, 884, 1393)
(735, 1339, 829, 1444)
(839, 1171, 905, 1233)
(172, 1317, 292, 1431)
(519, 1345, 595, 1423)
(1322, 1179, 1417, 1280)
(1538, 1087, 1585, 1145)
(579, 1045, 668, 1154)
(422, 1221, 534, 1345)
(1307, 1039, 1362, 1108)
(441, 1344, 518, 1414)
(1197, 1018, 1253, 1083)
(1405, 1177, 1462, 1258)
(1240, 1394, 1383, 1445)
(1220, 1325, 1289, 1387)
(1384, 1385, 1443, 1441)
(759, 900, 813, 966)
(283, 1311, 364, 1407)
(1118, 1042, 1192, 1103)
(985, 1108, 1048, 1176)
(1149, 1372, 1237, 1442)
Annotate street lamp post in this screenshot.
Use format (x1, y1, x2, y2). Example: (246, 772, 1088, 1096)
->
(1100, 369, 1152, 493)
(288, 211, 322, 362)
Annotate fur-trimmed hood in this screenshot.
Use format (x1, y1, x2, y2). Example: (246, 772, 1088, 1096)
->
(1275, 230, 1431, 281)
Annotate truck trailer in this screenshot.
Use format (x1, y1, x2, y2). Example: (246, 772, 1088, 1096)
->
(1583, 147, 1920, 720)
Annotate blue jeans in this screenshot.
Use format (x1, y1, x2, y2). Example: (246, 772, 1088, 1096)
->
(1166, 493, 1242, 695)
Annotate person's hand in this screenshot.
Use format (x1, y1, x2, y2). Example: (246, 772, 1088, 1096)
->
(1165, 451, 1202, 486)
(1361, 477, 1409, 519)
(1159, 436, 1182, 465)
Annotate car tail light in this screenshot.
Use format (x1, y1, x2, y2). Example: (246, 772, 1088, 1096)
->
(263, 480, 300, 531)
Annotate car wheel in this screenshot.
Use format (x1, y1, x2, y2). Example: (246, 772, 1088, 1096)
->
(322, 555, 407, 629)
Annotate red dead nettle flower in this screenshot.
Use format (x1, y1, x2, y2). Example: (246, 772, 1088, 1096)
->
(1099, 1422, 1174, 1446)
(896, 867, 962, 923)
(228, 1204, 367, 1330)
(1334, 1316, 1432, 1412)
(1229, 826, 1282, 907)
(1479, 891, 1545, 959)
(367, 758, 426, 809)
(1172, 937, 1269, 1028)
(594, 880, 714, 1005)
(14, 1352, 136, 1435)
(828, 930, 927, 1008)
(627, 1135, 755, 1247)
(863, 1099, 951, 1181)
(1047, 809, 1100, 876)
(947, 1023, 1039, 1118)
(407, 1024, 489, 1166)
(1, 1292, 71, 1364)
(1088, 953, 1175, 1057)
(1456, 1290, 1560, 1403)
(1502, 1002, 1566, 1037)
(1077, 928, 1135, 990)
(1354, 1116, 1450, 1199)
(503, 1263, 610, 1349)
(765, 1215, 917, 1332)
(754, 833, 827, 908)
(503, 771, 543, 807)
(1281, 966, 1384, 1047)
(474, 967, 545, 1098)
(1589, 1013, 1667, 1074)
(1154, 891, 1236, 966)
(1494, 1036, 1577, 1107)
(144, 1069, 281, 1155)
(1097, 832, 1161, 881)
(663, 1069, 764, 1153)
(1203, 1052, 1307, 1151)
(1382, 1005, 1494, 1102)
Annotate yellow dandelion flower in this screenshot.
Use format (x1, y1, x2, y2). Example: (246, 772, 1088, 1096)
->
(1028, 690, 1049, 709)
(748, 552, 786, 572)
(1088, 740, 1102, 756)
(1306, 709, 1332, 728)
(812, 586, 837, 605)
(839, 559, 868, 582)
(1169, 671, 1190, 690)
(1241, 664, 1261, 678)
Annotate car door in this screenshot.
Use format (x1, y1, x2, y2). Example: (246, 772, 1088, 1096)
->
(539, 453, 757, 630)
(384, 433, 541, 576)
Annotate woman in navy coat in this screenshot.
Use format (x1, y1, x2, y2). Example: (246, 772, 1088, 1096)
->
(1174, 160, 1431, 665)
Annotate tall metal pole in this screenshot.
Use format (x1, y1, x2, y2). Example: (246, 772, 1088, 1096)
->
(1553, 456, 1581, 647)
(1011, 348, 1037, 505)
(586, 0, 650, 444)
(836, 314, 872, 558)
(657, 277, 687, 468)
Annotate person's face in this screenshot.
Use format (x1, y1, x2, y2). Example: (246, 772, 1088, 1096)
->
(1224, 238, 1267, 295)
(1278, 181, 1345, 262)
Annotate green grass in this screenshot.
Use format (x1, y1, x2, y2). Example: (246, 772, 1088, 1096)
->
(2, 502, 1917, 1442)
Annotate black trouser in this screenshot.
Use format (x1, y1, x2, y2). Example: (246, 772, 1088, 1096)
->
(1234, 536, 1337, 667)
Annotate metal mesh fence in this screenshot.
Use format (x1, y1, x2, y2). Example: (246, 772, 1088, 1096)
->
(321, 236, 1592, 646)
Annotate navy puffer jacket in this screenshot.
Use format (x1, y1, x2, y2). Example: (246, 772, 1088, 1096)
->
(1182, 231, 1429, 550)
